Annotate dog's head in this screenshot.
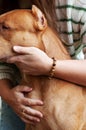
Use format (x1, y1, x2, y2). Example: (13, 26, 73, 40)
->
(0, 5, 47, 60)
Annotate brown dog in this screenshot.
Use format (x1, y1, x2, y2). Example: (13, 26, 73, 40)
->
(0, 5, 86, 130)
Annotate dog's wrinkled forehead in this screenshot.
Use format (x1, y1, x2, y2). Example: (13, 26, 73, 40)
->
(0, 10, 36, 32)
(0, 5, 47, 33)
(0, 6, 47, 60)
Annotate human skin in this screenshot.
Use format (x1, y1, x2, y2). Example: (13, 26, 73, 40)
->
(0, 79, 43, 124)
(7, 46, 86, 87)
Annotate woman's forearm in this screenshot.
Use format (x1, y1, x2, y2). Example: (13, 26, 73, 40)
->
(54, 59, 86, 86)
(7, 46, 86, 86)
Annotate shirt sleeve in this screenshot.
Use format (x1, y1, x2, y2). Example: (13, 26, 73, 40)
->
(0, 62, 21, 86)
(80, 14, 86, 59)
(83, 46, 86, 59)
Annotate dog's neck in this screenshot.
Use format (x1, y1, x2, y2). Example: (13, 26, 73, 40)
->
(41, 27, 71, 60)
(21, 26, 71, 87)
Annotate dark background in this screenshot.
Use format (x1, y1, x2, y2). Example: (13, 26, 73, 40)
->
(0, 0, 32, 14)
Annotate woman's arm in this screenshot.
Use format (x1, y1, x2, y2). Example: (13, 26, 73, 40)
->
(7, 46, 86, 86)
(54, 59, 86, 86)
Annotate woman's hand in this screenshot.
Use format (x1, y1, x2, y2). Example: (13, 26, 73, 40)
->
(5, 85, 43, 125)
(7, 46, 52, 75)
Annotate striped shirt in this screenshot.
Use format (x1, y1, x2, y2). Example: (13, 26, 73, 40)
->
(55, 0, 86, 59)
(0, 62, 21, 85)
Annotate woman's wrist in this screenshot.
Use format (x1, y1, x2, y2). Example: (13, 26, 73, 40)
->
(48, 57, 56, 79)
(45, 57, 56, 77)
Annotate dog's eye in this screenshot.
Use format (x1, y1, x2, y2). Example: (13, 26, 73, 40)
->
(2, 25, 10, 30)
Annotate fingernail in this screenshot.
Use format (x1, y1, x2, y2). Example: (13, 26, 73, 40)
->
(40, 101, 43, 104)
(13, 46, 18, 50)
(40, 114, 43, 118)
(37, 119, 40, 122)
(26, 87, 32, 91)
(13, 46, 21, 52)
(29, 88, 32, 91)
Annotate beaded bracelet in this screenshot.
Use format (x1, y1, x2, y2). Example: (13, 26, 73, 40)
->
(48, 57, 56, 79)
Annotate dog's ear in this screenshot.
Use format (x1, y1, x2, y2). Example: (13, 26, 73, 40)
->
(32, 5, 47, 30)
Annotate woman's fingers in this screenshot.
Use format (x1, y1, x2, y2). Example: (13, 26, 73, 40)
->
(22, 109, 41, 122)
(23, 98, 43, 106)
(24, 115, 40, 122)
(15, 85, 43, 120)
(15, 85, 32, 93)
(25, 107, 43, 118)
(22, 99, 43, 118)
(20, 106, 43, 124)
(8, 85, 44, 125)
(13, 46, 31, 54)
(21, 117, 36, 125)
(15, 85, 43, 106)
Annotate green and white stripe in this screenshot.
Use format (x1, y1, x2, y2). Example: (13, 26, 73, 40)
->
(55, 0, 86, 59)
